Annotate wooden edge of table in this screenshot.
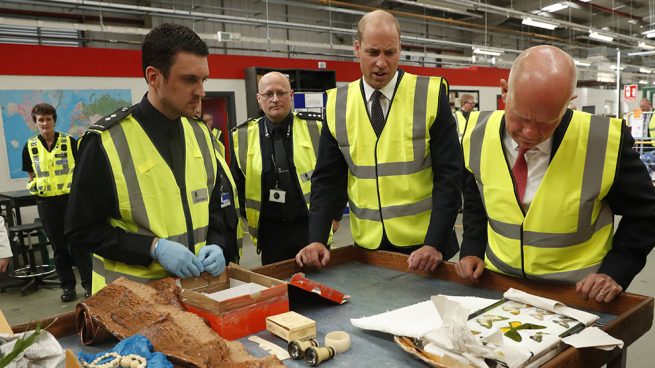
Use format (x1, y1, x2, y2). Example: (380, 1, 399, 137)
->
(252, 246, 654, 368)
(13, 245, 653, 368)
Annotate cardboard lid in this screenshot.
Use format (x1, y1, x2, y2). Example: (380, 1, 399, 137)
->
(288, 273, 350, 304)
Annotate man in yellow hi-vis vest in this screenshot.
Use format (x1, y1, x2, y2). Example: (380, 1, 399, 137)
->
(65, 24, 240, 294)
(454, 93, 476, 140)
(230, 72, 340, 265)
(457, 46, 655, 303)
(296, 10, 462, 272)
(23, 103, 92, 302)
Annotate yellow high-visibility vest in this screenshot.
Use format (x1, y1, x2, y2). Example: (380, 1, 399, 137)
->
(455, 110, 467, 140)
(231, 114, 322, 247)
(88, 110, 217, 293)
(325, 72, 444, 249)
(647, 112, 655, 146)
(462, 110, 622, 283)
(26, 133, 75, 197)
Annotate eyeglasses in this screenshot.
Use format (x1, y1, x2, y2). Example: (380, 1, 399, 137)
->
(258, 91, 290, 100)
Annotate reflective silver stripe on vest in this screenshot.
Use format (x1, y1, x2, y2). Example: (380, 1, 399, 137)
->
(167, 226, 208, 246)
(244, 198, 260, 238)
(29, 139, 50, 177)
(334, 77, 432, 179)
(108, 123, 156, 238)
(467, 111, 493, 209)
(485, 247, 601, 283)
(470, 113, 613, 248)
(349, 196, 432, 221)
(488, 205, 613, 248)
(92, 256, 156, 285)
(304, 192, 311, 204)
(237, 123, 250, 177)
(306, 119, 321, 158)
(485, 246, 523, 277)
(527, 264, 601, 283)
(189, 120, 216, 193)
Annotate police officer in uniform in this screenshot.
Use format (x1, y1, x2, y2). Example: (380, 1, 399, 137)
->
(230, 71, 340, 265)
(65, 24, 241, 293)
(296, 10, 462, 271)
(23, 102, 92, 301)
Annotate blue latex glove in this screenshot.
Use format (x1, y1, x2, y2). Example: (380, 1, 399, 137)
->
(197, 244, 226, 276)
(152, 238, 204, 278)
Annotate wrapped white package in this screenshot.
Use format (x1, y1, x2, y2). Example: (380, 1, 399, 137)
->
(561, 326, 624, 351)
(350, 295, 496, 339)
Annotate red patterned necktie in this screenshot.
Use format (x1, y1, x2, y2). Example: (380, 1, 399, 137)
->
(512, 147, 529, 202)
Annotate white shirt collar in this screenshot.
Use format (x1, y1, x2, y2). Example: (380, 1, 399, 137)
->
(362, 71, 399, 102)
(504, 129, 553, 156)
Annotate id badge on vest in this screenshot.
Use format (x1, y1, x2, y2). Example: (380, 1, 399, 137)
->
(269, 186, 286, 203)
(220, 191, 232, 208)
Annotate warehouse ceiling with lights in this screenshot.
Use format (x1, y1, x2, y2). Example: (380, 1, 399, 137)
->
(0, 0, 654, 86)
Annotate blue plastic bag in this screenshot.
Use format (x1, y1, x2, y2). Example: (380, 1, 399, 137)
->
(77, 334, 172, 368)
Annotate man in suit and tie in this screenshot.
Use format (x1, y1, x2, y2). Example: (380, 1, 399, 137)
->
(296, 9, 462, 272)
(456, 45, 655, 303)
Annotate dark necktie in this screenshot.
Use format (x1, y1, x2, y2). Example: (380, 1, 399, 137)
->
(371, 90, 385, 137)
(272, 130, 296, 220)
(512, 147, 529, 202)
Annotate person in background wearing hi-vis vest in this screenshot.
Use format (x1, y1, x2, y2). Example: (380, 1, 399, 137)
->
(457, 45, 655, 303)
(0, 216, 13, 274)
(23, 103, 92, 301)
(65, 24, 241, 294)
(296, 10, 462, 271)
(455, 93, 476, 140)
(230, 71, 341, 265)
(639, 97, 655, 147)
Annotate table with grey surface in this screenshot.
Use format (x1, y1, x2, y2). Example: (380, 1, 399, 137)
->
(18, 246, 653, 368)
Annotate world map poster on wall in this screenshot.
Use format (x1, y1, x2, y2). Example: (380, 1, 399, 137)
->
(0, 89, 132, 179)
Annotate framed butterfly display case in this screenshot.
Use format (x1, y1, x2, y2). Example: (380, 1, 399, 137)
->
(467, 299, 585, 365)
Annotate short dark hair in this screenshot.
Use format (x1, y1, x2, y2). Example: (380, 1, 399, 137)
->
(31, 103, 57, 123)
(141, 23, 209, 80)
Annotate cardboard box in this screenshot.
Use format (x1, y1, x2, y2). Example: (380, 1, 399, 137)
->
(179, 263, 289, 340)
(0, 309, 13, 335)
(266, 311, 316, 342)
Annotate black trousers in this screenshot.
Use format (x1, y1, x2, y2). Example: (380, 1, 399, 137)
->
(258, 215, 309, 265)
(36, 195, 92, 290)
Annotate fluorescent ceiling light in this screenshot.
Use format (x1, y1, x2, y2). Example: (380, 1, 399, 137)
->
(639, 80, 649, 85)
(628, 50, 655, 56)
(473, 47, 502, 56)
(522, 17, 558, 30)
(589, 31, 614, 42)
(579, 0, 591, 2)
(638, 42, 655, 50)
(609, 65, 624, 70)
(541, 3, 568, 12)
(640, 68, 653, 74)
(574, 59, 591, 67)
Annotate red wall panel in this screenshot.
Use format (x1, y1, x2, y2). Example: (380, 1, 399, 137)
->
(0, 43, 508, 87)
